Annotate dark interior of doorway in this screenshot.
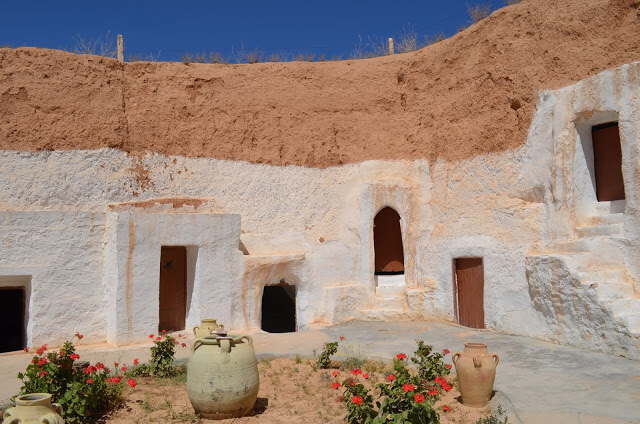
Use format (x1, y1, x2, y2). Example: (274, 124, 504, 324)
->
(0, 288, 25, 353)
(592, 122, 625, 202)
(261, 284, 296, 333)
(374, 207, 405, 275)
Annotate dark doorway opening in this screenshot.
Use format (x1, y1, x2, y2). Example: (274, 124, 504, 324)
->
(374, 207, 404, 275)
(0, 287, 25, 352)
(453, 258, 485, 329)
(592, 122, 625, 201)
(261, 284, 296, 333)
(159, 246, 187, 332)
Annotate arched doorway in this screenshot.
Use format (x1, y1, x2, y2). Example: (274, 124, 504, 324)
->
(373, 207, 404, 275)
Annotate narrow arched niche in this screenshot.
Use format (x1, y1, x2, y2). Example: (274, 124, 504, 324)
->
(373, 207, 405, 275)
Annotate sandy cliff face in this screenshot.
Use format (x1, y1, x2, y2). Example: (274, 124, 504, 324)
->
(1, 0, 639, 168)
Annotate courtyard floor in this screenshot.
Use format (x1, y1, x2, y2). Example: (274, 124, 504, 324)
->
(1, 321, 639, 423)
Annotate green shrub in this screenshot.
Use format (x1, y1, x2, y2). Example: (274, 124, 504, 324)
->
(334, 340, 454, 424)
(476, 405, 509, 424)
(317, 341, 339, 369)
(16, 334, 126, 424)
(148, 333, 184, 378)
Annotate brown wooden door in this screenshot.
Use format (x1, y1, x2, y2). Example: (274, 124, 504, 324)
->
(455, 258, 485, 329)
(159, 246, 187, 332)
(592, 122, 625, 201)
(374, 207, 405, 273)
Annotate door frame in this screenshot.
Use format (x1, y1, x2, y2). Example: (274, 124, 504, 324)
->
(452, 257, 485, 329)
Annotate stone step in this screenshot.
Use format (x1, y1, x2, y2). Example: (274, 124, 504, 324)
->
(578, 269, 628, 284)
(585, 212, 624, 225)
(604, 298, 640, 316)
(562, 250, 625, 270)
(375, 285, 405, 296)
(576, 223, 624, 238)
(589, 282, 636, 301)
(593, 201, 625, 215)
(614, 312, 640, 334)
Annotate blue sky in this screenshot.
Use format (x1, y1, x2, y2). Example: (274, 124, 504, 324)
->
(0, 0, 507, 61)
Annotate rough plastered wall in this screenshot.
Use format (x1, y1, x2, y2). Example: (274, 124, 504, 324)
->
(0, 63, 638, 357)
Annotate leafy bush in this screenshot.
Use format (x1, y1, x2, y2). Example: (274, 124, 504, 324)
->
(476, 405, 509, 424)
(333, 341, 453, 424)
(16, 334, 129, 424)
(317, 341, 339, 369)
(148, 332, 186, 378)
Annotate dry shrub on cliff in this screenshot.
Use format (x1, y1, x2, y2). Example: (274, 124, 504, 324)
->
(468, 3, 492, 23)
(72, 31, 116, 57)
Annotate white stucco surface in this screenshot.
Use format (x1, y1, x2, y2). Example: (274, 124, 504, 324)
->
(1, 62, 639, 358)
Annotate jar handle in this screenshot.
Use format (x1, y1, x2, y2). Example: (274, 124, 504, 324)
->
(452, 352, 461, 366)
(3, 408, 18, 424)
(473, 357, 482, 368)
(52, 402, 63, 416)
(41, 411, 65, 424)
(193, 326, 199, 335)
(232, 334, 253, 346)
(492, 353, 500, 366)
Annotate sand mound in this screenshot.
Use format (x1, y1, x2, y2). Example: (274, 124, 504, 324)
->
(1, 0, 639, 167)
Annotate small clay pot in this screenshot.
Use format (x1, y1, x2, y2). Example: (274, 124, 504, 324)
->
(452, 342, 499, 407)
(3, 393, 65, 424)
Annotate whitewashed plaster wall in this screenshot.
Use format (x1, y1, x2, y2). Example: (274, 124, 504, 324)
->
(1, 62, 638, 355)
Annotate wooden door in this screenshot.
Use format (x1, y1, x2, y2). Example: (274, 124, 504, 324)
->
(374, 207, 405, 273)
(0, 287, 25, 353)
(159, 246, 187, 332)
(593, 122, 625, 201)
(455, 258, 485, 329)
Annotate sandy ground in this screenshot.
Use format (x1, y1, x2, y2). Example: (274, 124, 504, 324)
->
(102, 358, 491, 424)
(1, 0, 640, 168)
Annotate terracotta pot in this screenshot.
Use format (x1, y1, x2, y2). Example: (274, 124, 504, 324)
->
(187, 334, 259, 419)
(193, 319, 224, 339)
(452, 342, 499, 407)
(3, 393, 65, 424)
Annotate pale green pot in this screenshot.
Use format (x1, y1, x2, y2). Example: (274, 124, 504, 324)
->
(3, 393, 65, 424)
(187, 334, 259, 420)
(193, 319, 224, 339)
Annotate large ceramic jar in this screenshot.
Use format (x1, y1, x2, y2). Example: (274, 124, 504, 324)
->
(452, 342, 499, 407)
(193, 319, 224, 339)
(187, 334, 259, 419)
(3, 393, 65, 424)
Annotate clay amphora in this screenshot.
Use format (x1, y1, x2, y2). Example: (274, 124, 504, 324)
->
(187, 334, 259, 419)
(452, 342, 499, 407)
(193, 319, 224, 339)
(3, 393, 65, 424)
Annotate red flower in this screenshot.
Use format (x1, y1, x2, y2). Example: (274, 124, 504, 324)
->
(111, 376, 121, 384)
(414, 393, 426, 403)
(363, 373, 369, 379)
(121, 366, 127, 371)
(332, 382, 341, 390)
(428, 388, 439, 396)
(149, 334, 154, 339)
(339, 336, 344, 341)
(75, 333, 83, 340)
(442, 349, 450, 355)
(351, 396, 363, 405)
(403, 383, 415, 393)
(443, 383, 452, 392)
(70, 353, 80, 361)
(114, 362, 119, 367)
(386, 374, 395, 382)
(96, 362, 105, 369)
(38, 358, 48, 365)
(443, 405, 450, 412)
(155, 337, 162, 341)
(86, 379, 93, 384)
(161, 329, 166, 333)
(133, 359, 139, 366)
(396, 353, 407, 360)
(332, 371, 340, 377)
(351, 368, 362, 375)
(127, 378, 136, 388)
(349, 381, 356, 386)
(181, 343, 186, 348)
(446, 364, 452, 370)
(435, 376, 448, 386)
(174, 340, 179, 345)
(84, 365, 96, 374)
(38, 371, 48, 378)
(23, 347, 29, 352)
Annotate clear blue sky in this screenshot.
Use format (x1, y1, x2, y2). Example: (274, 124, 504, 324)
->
(0, 0, 507, 61)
